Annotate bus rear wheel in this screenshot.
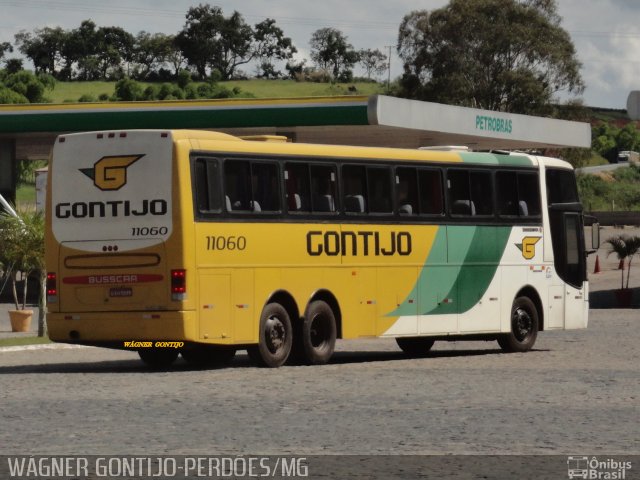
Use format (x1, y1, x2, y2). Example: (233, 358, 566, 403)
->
(182, 345, 236, 367)
(247, 302, 292, 368)
(138, 348, 179, 368)
(498, 296, 539, 353)
(396, 337, 435, 357)
(301, 300, 337, 365)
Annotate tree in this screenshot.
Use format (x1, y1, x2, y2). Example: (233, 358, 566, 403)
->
(0, 41, 12, 62)
(94, 26, 135, 79)
(397, 0, 584, 114)
(253, 19, 297, 79)
(616, 123, 640, 152)
(309, 28, 359, 82)
(605, 235, 640, 290)
(176, 5, 254, 79)
(14, 27, 65, 76)
(132, 31, 174, 79)
(359, 48, 387, 80)
(64, 20, 99, 80)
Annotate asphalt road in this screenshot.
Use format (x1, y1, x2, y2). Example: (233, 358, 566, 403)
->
(0, 309, 637, 462)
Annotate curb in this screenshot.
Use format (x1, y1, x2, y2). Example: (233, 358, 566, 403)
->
(0, 343, 91, 353)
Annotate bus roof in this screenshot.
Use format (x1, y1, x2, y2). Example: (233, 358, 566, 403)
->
(57, 129, 575, 169)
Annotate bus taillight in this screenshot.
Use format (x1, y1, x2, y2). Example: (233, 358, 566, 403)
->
(171, 269, 186, 301)
(47, 272, 58, 303)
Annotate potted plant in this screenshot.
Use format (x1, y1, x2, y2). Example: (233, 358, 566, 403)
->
(604, 234, 640, 307)
(0, 208, 46, 333)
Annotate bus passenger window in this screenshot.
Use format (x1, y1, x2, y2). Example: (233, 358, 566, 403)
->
(310, 165, 337, 213)
(518, 173, 541, 216)
(447, 170, 473, 215)
(418, 169, 443, 215)
(343, 165, 367, 214)
(497, 171, 519, 216)
(470, 171, 493, 215)
(368, 167, 392, 214)
(396, 167, 418, 216)
(284, 163, 310, 213)
(194, 158, 221, 215)
(224, 160, 251, 211)
(251, 162, 280, 212)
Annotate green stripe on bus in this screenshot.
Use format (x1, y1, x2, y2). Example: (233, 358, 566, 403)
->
(389, 225, 512, 317)
(459, 152, 534, 166)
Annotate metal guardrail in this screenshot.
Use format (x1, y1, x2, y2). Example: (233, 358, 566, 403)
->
(585, 211, 640, 226)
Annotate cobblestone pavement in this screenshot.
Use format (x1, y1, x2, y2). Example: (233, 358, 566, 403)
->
(0, 309, 637, 457)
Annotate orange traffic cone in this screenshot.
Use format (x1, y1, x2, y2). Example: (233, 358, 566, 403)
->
(593, 255, 600, 274)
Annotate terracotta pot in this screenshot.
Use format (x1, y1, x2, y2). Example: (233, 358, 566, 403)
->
(9, 309, 33, 332)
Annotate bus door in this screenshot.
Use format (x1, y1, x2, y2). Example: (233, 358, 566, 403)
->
(548, 206, 587, 329)
(545, 167, 587, 330)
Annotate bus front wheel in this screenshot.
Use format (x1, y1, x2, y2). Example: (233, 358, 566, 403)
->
(301, 300, 337, 365)
(138, 348, 179, 368)
(498, 296, 539, 353)
(248, 302, 292, 368)
(396, 337, 435, 357)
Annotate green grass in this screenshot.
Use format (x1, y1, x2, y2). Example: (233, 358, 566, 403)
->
(16, 183, 36, 207)
(46, 79, 386, 103)
(49, 81, 116, 103)
(0, 336, 52, 347)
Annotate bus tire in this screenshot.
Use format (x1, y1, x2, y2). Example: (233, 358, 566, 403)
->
(247, 303, 292, 368)
(138, 348, 178, 368)
(498, 296, 539, 353)
(182, 346, 236, 367)
(301, 300, 337, 365)
(396, 337, 435, 357)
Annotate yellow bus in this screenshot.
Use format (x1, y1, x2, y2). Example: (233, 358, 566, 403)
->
(45, 130, 596, 368)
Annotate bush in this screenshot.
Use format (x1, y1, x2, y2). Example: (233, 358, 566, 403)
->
(177, 69, 191, 89)
(114, 77, 143, 101)
(0, 86, 28, 104)
(78, 94, 96, 103)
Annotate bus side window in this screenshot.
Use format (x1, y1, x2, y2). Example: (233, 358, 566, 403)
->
(470, 171, 493, 215)
(251, 162, 280, 212)
(310, 164, 337, 213)
(194, 158, 221, 215)
(284, 163, 310, 213)
(343, 165, 367, 214)
(418, 168, 444, 215)
(396, 167, 418, 216)
(224, 160, 251, 211)
(368, 167, 392, 214)
(497, 171, 519, 216)
(448, 170, 473, 215)
(448, 169, 492, 216)
(517, 172, 541, 216)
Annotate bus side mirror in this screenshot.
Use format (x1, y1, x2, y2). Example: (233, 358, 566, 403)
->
(591, 222, 600, 250)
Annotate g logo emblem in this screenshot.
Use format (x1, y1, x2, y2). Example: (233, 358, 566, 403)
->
(80, 155, 144, 191)
(516, 236, 541, 260)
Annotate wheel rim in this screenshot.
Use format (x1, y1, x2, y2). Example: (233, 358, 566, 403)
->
(512, 307, 533, 342)
(310, 314, 328, 349)
(265, 314, 287, 354)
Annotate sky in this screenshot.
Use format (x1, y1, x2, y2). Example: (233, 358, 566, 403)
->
(0, 0, 637, 109)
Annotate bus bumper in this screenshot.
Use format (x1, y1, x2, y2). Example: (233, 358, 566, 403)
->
(47, 310, 199, 346)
